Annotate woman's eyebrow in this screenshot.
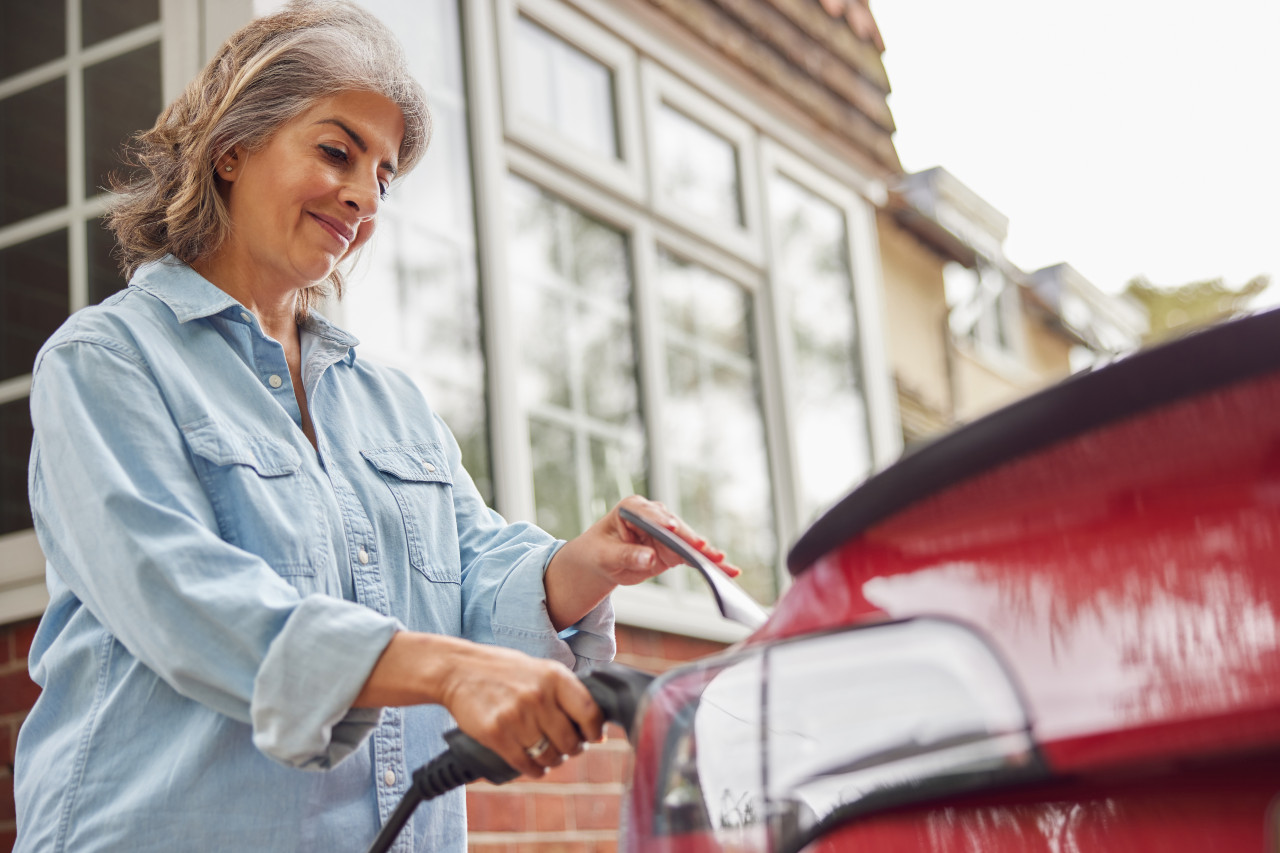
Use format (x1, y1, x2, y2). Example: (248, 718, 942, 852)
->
(314, 117, 398, 176)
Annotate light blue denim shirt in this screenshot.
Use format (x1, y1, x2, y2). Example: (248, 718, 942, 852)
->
(15, 257, 614, 852)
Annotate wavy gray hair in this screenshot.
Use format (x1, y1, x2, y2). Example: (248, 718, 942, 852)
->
(108, 0, 431, 315)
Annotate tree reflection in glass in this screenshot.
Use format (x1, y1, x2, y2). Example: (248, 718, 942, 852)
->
(658, 250, 777, 603)
(508, 177, 645, 538)
(771, 175, 872, 520)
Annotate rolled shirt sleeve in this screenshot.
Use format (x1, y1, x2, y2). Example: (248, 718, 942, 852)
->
(29, 335, 397, 769)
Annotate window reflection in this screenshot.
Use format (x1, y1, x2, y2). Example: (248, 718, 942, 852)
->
(346, 0, 491, 499)
(655, 105, 743, 229)
(1, 3, 64, 78)
(771, 175, 871, 519)
(80, 0, 158, 48)
(83, 41, 162, 196)
(1, 230, 69, 381)
(514, 15, 619, 160)
(657, 250, 776, 603)
(0, 397, 34, 535)
(508, 177, 644, 536)
(1, 78, 68, 228)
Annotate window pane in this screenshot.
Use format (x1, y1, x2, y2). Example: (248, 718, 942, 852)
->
(87, 216, 127, 304)
(530, 418, 578, 540)
(771, 176, 871, 519)
(352, 220, 492, 501)
(655, 105, 742, 228)
(1, 230, 69, 381)
(513, 16, 618, 160)
(509, 177, 643, 535)
(658, 251, 776, 603)
(0, 396, 33, 534)
(83, 41, 162, 197)
(81, 0, 159, 47)
(1, 3, 64, 78)
(0, 78, 67, 228)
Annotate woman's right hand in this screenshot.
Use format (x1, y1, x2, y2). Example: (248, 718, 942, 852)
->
(353, 631, 604, 777)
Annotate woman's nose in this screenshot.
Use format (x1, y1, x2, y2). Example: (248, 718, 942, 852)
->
(339, 178, 380, 217)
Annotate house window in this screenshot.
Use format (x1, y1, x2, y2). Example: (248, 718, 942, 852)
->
(769, 174, 872, 520)
(656, 249, 777, 603)
(513, 15, 618, 160)
(945, 262, 1023, 363)
(654, 105, 742, 229)
(506, 176, 645, 540)
(344, 0, 493, 499)
(0, 0, 167, 538)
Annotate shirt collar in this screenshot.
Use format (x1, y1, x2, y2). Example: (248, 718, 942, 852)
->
(131, 255, 360, 362)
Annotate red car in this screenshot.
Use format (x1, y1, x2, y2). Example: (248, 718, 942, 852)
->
(619, 308, 1280, 852)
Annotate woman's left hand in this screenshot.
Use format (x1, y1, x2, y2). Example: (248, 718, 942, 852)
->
(543, 495, 740, 630)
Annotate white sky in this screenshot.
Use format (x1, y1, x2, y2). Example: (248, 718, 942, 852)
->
(871, 0, 1280, 305)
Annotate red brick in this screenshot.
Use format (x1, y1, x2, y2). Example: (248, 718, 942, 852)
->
(659, 632, 726, 663)
(537, 755, 584, 785)
(531, 791, 567, 832)
(0, 672, 39, 717)
(466, 789, 528, 833)
(615, 627, 662, 659)
(0, 771, 12, 822)
(515, 843, 588, 853)
(0, 827, 15, 852)
(584, 745, 629, 784)
(573, 791, 621, 831)
(10, 622, 37, 663)
(0, 719, 12, 764)
(591, 841, 618, 853)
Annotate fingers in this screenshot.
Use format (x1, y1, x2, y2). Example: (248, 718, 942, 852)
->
(616, 496, 742, 579)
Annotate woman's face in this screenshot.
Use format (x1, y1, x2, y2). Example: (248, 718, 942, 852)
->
(219, 89, 405, 289)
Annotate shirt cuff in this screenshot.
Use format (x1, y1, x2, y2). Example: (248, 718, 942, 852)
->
(250, 595, 401, 769)
(490, 541, 616, 671)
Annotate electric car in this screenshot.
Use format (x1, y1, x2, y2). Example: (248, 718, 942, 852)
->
(618, 307, 1280, 852)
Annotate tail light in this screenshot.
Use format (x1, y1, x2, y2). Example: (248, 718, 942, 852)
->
(623, 618, 1045, 853)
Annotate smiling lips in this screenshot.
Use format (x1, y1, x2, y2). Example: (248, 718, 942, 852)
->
(309, 212, 356, 250)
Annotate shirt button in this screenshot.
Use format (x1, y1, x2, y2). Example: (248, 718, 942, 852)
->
(268, 374, 283, 388)
(383, 770, 396, 786)
(424, 463, 436, 473)
(240, 312, 251, 323)
(357, 548, 370, 565)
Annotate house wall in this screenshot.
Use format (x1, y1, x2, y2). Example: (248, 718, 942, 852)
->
(0, 619, 38, 852)
(875, 211, 953, 438)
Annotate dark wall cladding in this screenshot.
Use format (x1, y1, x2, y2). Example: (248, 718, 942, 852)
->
(0, 77, 69, 228)
(0, 230, 70, 382)
(0, 396, 34, 536)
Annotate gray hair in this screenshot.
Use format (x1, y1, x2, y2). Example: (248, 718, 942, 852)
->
(108, 0, 431, 315)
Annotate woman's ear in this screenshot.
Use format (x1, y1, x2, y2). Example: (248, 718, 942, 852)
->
(215, 148, 241, 181)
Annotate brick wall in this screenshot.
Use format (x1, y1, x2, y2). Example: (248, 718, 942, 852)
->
(466, 624, 727, 852)
(0, 618, 39, 853)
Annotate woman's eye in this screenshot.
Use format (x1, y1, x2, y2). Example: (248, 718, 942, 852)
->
(378, 183, 390, 201)
(319, 144, 348, 162)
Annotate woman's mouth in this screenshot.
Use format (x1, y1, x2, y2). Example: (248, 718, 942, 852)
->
(309, 212, 354, 251)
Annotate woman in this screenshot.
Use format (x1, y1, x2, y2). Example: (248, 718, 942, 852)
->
(13, 3, 734, 850)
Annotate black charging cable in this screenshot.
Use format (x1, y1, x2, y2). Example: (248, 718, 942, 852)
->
(364, 663, 654, 853)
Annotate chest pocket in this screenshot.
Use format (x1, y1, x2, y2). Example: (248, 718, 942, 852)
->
(361, 443, 460, 584)
(181, 418, 321, 578)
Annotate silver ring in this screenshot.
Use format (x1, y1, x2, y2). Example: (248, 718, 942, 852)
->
(524, 735, 553, 760)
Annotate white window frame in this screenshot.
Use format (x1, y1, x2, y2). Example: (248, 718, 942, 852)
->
(495, 0, 645, 202)
(760, 139, 900, 525)
(0, 0, 206, 624)
(641, 60, 764, 268)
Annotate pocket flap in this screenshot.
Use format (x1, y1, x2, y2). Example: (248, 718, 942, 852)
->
(361, 443, 452, 485)
(182, 419, 302, 477)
